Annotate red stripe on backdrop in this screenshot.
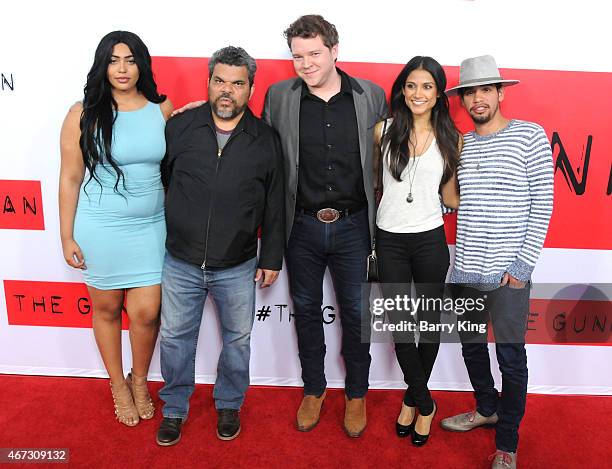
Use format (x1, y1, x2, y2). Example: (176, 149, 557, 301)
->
(5, 281, 610, 346)
(4, 280, 129, 329)
(526, 298, 612, 346)
(152, 57, 612, 250)
(0, 180, 44, 230)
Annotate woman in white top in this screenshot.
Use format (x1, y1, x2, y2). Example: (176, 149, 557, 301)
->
(373, 56, 461, 446)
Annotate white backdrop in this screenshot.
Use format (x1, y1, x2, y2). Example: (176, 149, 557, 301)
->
(1, 0, 611, 394)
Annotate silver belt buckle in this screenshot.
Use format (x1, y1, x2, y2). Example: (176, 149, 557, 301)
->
(316, 208, 340, 223)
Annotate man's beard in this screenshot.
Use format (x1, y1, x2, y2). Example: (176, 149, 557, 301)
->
(470, 112, 492, 124)
(469, 103, 498, 125)
(212, 94, 246, 119)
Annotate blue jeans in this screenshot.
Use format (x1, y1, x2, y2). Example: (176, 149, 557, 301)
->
(159, 251, 257, 419)
(285, 209, 371, 398)
(457, 284, 530, 453)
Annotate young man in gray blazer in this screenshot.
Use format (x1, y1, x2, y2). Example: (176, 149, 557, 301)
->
(262, 14, 387, 438)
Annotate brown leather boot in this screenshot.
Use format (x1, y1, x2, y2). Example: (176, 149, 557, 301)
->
(344, 395, 366, 437)
(296, 390, 326, 431)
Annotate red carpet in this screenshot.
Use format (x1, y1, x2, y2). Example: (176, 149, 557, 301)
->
(0, 375, 609, 468)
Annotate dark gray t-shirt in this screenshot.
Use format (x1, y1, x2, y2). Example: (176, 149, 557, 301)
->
(216, 126, 232, 152)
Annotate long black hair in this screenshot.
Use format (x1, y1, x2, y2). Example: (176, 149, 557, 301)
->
(80, 31, 165, 193)
(383, 56, 459, 185)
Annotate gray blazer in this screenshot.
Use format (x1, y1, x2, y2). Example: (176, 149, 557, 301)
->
(262, 73, 388, 243)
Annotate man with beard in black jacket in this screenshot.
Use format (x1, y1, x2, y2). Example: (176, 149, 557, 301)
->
(155, 46, 284, 446)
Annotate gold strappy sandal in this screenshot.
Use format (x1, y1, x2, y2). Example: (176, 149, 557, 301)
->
(126, 370, 155, 420)
(110, 380, 139, 426)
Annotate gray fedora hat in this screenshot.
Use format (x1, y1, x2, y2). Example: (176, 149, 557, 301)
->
(446, 55, 519, 96)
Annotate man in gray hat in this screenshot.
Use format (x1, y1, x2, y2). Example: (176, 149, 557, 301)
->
(440, 55, 554, 469)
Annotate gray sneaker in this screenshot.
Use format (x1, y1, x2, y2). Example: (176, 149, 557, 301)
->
(440, 409, 498, 432)
(490, 450, 517, 469)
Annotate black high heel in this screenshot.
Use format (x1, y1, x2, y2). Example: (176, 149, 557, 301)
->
(396, 420, 414, 437)
(396, 403, 415, 437)
(412, 401, 437, 447)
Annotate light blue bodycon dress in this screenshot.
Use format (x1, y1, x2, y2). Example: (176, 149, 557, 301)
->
(74, 101, 166, 289)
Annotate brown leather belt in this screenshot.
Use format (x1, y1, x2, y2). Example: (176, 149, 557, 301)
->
(298, 207, 365, 223)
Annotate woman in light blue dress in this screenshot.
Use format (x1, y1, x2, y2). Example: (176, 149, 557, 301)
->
(59, 31, 173, 426)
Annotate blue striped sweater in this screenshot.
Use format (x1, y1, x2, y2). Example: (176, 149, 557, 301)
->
(450, 119, 554, 288)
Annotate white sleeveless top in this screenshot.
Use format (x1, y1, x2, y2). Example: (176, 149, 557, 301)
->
(376, 120, 444, 233)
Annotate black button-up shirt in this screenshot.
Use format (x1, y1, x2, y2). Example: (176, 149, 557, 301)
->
(297, 69, 367, 211)
(162, 103, 285, 270)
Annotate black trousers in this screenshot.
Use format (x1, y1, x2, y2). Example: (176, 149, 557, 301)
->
(377, 225, 450, 415)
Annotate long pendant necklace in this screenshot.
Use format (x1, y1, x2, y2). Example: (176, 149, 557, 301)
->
(406, 159, 420, 203)
(406, 127, 433, 203)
